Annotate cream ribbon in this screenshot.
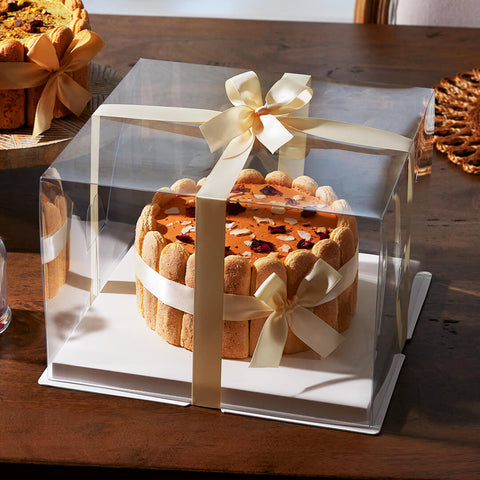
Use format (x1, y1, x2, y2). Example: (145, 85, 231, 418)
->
(200, 71, 413, 157)
(41, 220, 68, 265)
(134, 249, 358, 368)
(0, 30, 104, 136)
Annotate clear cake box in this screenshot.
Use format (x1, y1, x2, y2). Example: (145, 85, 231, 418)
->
(38, 59, 434, 434)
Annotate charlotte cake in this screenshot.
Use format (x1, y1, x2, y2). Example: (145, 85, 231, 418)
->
(0, 0, 91, 129)
(135, 169, 358, 359)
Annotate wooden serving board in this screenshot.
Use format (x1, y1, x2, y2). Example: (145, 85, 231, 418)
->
(0, 62, 122, 170)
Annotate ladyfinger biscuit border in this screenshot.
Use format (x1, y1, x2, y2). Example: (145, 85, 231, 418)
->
(135, 168, 359, 359)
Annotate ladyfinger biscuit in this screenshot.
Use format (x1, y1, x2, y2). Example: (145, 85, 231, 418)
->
(329, 226, 357, 331)
(42, 202, 63, 299)
(312, 239, 341, 331)
(331, 199, 352, 213)
(135, 203, 161, 253)
(236, 168, 264, 184)
(312, 239, 341, 270)
(171, 178, 198, 194)
(156, 242, 190, 345)
(73, 7, 89, 21)
(336, 214, 359, 246)
(223, 255, 251, 358)
(284, 249, 318, 353)
(330, 226, 356, 266)
(141, 231, 167, 329)
(70, 17, 90, 35)
(135, 203, 161, 314)
(0, 40, 25, 129)
(180, 253, 195, 351)
(285, 249, 317, 298)
(249, 256, 287, 356)
(151, 187, 176, 207)
(265, 170, 292, 187)
(334, 211, 358, 309)
(315, 185, 338, 205)
(292, 175, 318, 196)
(197, 177, 207, 189)
(54, 194, 68, 287)
(65, 0, 85, 10)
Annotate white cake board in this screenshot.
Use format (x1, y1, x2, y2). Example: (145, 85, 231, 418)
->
(39, 245, 427, 434)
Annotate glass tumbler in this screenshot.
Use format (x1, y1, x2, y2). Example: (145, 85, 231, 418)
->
(0, 237, 11, 334)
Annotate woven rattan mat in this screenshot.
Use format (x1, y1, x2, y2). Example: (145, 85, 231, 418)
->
(435, 67, 480, 175)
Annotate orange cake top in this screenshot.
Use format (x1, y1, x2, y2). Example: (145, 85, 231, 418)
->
(152, 182, 339, 264)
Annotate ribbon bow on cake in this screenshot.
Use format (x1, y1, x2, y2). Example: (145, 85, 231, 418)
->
(0, 30, 104, 137)
(234, 257, 345, 368)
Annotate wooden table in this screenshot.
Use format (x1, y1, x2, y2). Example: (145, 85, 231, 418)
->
(1, 15, 479, 479)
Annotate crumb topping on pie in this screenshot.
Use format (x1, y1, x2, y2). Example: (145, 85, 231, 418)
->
(0, 0, 71, 41)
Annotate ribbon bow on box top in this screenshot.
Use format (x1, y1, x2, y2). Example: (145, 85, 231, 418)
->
(200, 71, 313, 156)
(0, 30, 104, 137)
(200, 71, 413, 159)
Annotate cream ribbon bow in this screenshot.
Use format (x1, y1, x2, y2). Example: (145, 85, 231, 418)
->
(0, 30, 104, 136)
(199, 71, 413, 158)
(200, 71, 312, 156)
(249, 258, 344, 367)
(217, 257, 344, 368)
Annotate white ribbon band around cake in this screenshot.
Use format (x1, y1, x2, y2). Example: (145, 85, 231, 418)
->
(134, 247, 358, 367)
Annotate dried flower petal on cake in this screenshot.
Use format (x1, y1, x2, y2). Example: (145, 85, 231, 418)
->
(231, 184, 249, 194)
(268, 225, 286, 234)
(226, 201, 247, 215)
(176, 234, 194, 244)
(297, 239, 314, 249)
(260, 185, 283, 196)
(250, 238, 275, 253)
(300, 209, 316, 218)
(185, 206, 196, 217)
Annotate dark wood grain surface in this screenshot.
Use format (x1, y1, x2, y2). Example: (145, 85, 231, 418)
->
(1, 15, 479, 479)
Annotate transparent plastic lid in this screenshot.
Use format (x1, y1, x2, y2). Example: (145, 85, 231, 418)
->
(43, 59, 434, 220)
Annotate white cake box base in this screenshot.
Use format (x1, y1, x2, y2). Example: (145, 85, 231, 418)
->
(39, 220, 419, 434)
